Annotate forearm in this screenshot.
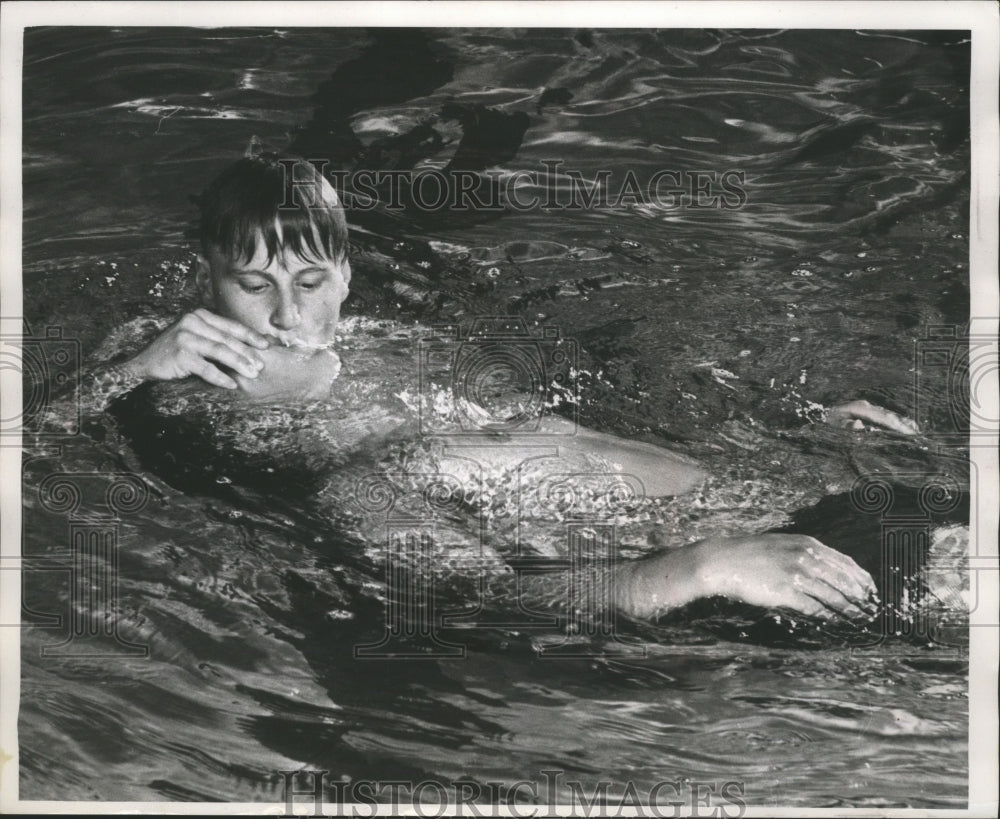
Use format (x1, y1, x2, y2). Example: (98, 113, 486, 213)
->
(78, 361, 148, 412)
(27, 360, 148, 438)
(612, 548, 704, 619)
(48, 315, 168, 418)
(509, 546, 704, 623)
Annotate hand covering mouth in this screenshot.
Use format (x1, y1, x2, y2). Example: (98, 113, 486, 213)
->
(266, 330, 335, 350)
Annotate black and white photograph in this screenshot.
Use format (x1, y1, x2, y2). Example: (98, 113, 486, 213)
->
(1, 1, 997, 815)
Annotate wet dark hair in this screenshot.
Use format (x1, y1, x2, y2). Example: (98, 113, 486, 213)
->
(196, 152, 348, 265)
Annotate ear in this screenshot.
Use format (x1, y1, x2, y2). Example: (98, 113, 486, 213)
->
(195, 255, 215, 308)
(340, 260, 351, 302)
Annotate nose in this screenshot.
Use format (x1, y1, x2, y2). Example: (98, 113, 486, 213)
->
(270, 291, 301, 331)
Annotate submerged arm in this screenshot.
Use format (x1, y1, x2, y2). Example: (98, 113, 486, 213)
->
(826, 399, 919, 434)
(31, 317, 170, 434)
(436, 415, 874, 621)
(552, 421, 707, 498)
(45, 309, 272, 420)
(614, 533, 878, 620)
(513, 532, 878, 623)
(446, 413, 707, 499)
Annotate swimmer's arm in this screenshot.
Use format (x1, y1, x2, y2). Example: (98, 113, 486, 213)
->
(454, 415, 707, 499)
(123, 308, 270, 390)
(826, 400, 918, 434)
(74, 362, 150, 414)
(555, 421, 707, 497)
(41, 311, 268, 420)
(613, 534, 878, 620)
(514, 533, 877, 622)
(35, 316, 169, 423)
(25, 365, 138, 436)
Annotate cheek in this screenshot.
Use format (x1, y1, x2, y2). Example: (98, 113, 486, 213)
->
(316, 292, 343, 327)
(310, 282, 346, 321)
(214, 287, 268, 324)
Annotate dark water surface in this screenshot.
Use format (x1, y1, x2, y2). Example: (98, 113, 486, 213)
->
(20, 28, 971, 806)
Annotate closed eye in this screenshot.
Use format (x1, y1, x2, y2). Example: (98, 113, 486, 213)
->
(239, 281, 269, 294)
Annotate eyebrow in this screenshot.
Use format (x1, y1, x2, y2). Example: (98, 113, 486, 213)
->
(228, 265, 328, 277)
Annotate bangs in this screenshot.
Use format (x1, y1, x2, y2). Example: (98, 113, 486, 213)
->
(197, 155, 348, 265)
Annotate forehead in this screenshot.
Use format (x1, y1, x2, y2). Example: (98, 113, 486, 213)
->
(209, 242, 337, 275)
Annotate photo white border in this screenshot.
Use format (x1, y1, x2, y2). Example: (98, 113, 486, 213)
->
(1, 2, 997, 816)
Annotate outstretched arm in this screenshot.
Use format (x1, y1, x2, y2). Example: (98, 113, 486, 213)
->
(554, 422, 707, 498)
(615, 533, 878, 621)
(444, 417, 874, 621)
(826, 399, 918, 434)
(443, 413, 707, 500)
(512, 532, 877, 624)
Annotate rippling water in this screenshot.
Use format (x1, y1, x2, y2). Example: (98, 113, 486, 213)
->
(20, 28, 970, 807)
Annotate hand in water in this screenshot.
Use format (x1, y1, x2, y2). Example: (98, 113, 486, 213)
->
(619, 534, 878, 621)
(827, 399, 919, 434)
(126, 309, 270, 389)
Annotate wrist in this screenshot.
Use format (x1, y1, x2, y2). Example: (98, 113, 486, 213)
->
(119, 355, 150, 382)
(86, 360, 148, 410)
(615, 559, 655, 619)
(617, 545, 706, 620)
(100, 361, 147, 388)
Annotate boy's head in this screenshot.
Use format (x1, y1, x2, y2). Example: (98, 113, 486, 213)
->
(195, 151, 351, 348)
